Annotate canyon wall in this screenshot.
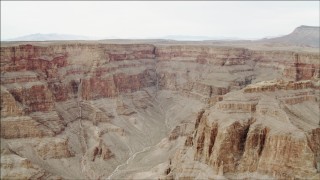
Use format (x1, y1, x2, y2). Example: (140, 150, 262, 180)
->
(1, 42, 319, 179)
(169, 80, 319, 179)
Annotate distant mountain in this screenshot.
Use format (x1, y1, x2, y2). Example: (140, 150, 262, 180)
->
(3, 33, 102, 41)
(160, 35, 244, 41)
(3, 26, 319, 46)
(261, 26, 320, 47)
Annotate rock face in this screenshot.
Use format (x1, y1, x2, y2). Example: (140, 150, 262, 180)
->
(1, 42, 319, 179)
(176, 79, 319, 179)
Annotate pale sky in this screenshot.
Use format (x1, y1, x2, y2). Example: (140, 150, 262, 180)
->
(1, 1, 319, 40)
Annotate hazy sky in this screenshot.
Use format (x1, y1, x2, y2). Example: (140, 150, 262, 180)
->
(1, 1, 319, 40)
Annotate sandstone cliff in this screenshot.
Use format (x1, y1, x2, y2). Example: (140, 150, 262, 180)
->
(168, 79, 319, 179)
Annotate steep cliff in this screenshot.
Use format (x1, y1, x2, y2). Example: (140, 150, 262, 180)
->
(169, 79, 319, 179)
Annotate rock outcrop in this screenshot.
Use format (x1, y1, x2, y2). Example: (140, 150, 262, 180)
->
(169, 79, 319, 179)
(36, 138, 74, 160)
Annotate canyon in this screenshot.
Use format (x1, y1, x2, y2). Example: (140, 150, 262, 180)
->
(1, 38, 319, 179)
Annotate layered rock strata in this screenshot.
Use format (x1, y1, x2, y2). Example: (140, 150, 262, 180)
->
(1, 42, 319, 179)
(169, 79, 319, 179)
